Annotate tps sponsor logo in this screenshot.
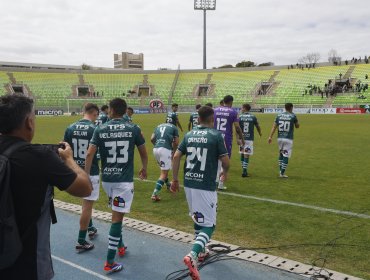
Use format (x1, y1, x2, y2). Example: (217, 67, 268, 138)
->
(264, 108, 284, 114)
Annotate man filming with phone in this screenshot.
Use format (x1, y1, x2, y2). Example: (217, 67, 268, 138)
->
(0, 94, 92, 280)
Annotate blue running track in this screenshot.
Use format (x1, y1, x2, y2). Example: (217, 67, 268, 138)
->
(51, 209, 307, 280)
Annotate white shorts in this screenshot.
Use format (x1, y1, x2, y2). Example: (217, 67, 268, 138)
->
(102, 182, 134, 213)
(278, 138, 293, 158)
(153, 147, 172, 170)
(184, 187, 217, 227)
(239, 140, 254, 155)
(84, 175, 100, 201)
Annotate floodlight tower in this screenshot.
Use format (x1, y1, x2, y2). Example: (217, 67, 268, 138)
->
(194, 0, 216, 69)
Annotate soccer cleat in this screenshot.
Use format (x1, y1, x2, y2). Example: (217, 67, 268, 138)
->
(151, 194, 161, 202)
(117, 246, 127, 257)
(217, 183, 227, 190)
(88, 227, 98, 240)
(279, 173, 288, 178)
(198, 248, 209, 262)
(183, 254, 200, 280)
(104, 262, 123, 274)
(75, 241, 94, 253)
(242, 172, 249, 178)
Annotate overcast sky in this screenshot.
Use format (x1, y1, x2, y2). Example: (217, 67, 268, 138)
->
(0, 0, 369, 70)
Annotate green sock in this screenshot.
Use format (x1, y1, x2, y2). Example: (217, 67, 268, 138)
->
(194, 223, 202, 239)
(88, 219, 95, 230)
(191, 226, 214, 257)
(153, 179, 164, 195)
(243, 158, 249, 173)
(240, 154, 244, 165)
(278, 153, 284, 172)
(164, 178, 170, 187)
(281, 157, 289, 174)
(118, 234, 124, 248)
(78, 230, 87, 244)
(107, 222, 122, 264)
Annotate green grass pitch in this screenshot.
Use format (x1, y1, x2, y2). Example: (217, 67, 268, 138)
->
(33, 113, 370, 279)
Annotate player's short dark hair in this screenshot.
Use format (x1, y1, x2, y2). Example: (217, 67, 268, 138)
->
(101, 105, 108, 111)
(242, 103, 251, 111)
(127, 107, 134, 113)
(198, 106, 214, 123)
(0, 94, 34, 134)
(285, 103, 294, 111)
(205, 102, 213, 108)
(172, 103, 178, 108)
(195, 104, 202, 110)
(83, 103, 99, 114)
(109, 98, 127, 116)
(223, 95, 234, 104)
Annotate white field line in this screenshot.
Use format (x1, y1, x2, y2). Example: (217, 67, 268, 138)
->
(51, 255, 112, 280)
(135, 178, 370, 220)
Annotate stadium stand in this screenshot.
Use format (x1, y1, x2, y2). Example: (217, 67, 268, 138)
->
(11, 71, 79, 107)
(0, 71, 9, 93)
(1, 62, 369, 109)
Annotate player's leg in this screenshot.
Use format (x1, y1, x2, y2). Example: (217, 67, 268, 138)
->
(184, 188, 217, 279)
(76, 199, 95, 252)
(242, 141, 253, 177)
(280, 140, 292, 178)
(218, 142, 232, 190)
(103, 182, 133, 273)
(76, 175, 100, 252)
(152, 169, 169, 201)
(152, 148, 171, 201)
(239, 144, 245, 176)
(277, 139, 284, 174)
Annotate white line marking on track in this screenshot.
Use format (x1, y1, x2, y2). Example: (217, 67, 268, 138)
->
(134, 178, 370, 219)
(51, 255, 112, 280)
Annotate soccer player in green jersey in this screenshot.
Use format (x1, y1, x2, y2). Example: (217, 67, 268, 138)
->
(95, 105, 109, 125)
(268, 103, 300, 178)
(122, 107, 134, 123)
(64, 103, 100, 252)
(85, 98, 148, 274)
(166, 103, 183, 132)
(238, 103, 262, 177)
(171, 106, 230, 280)
(188, 104, 201, 131)
(150, 121, 179, 201)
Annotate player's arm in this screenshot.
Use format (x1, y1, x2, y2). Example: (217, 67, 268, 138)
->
(137, 144, 148, 180)
(219, 154, 230, 182)
(172, 137, 179, 155)
(268, 123, 277, 144)
(256, 123, 262, 137)
(188, 115, 192, 131)
(85, 144, 97, 175)
(58, 142, 92, 197)
(294, 119, 300, 129)
(150, 133, 156, 145)
(171, 150, 183, 192)
(177, 119, 183, 132)
(234, 122, 245, 145)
